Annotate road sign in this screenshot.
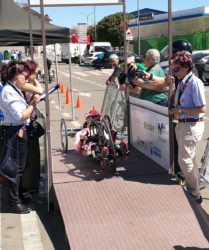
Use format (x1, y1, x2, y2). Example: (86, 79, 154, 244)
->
(30, 0, 124, 6)
(126, 28, 133, 41)
(77, 23, 87, 42)
(139, 12, 154, 21)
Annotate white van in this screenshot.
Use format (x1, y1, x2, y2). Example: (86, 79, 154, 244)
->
(88, 42, 112, 54)
(61, 43, 87, 63)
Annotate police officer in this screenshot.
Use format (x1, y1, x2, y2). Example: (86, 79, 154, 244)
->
(0, 61, 40, 214)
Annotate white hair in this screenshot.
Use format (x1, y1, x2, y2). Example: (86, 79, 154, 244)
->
(109, 54, 119, 60)
(145, 49, 160, 64)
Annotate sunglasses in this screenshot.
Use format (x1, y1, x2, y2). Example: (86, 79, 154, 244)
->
(172, 66, 185, 73)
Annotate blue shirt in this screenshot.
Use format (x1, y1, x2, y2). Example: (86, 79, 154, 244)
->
(175, 72, 206, 119)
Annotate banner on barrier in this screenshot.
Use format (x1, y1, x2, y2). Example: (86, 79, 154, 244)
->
(129, 97, 170, 171)
(30, 0, 124, 6)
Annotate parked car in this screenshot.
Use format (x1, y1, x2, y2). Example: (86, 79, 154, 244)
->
(160, 47, 209, 84)
(192, 51, 209, 83)
(81, 52, 102, 65)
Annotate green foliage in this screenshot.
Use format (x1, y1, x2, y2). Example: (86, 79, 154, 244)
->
(88, 12, 133, 48)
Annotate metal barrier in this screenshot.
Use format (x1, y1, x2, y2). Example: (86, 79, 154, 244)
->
(101, 85, 127, 133)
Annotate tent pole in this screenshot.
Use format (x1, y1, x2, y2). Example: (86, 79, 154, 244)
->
(40, 0, 53, 211)
(28, 0, 34, 60)
(168, 0, 174, 176)
(54, 44, 61, 109)
(68, 43, 75, 120)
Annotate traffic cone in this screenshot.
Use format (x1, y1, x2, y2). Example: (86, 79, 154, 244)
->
(65, 87, 70, 104)
(61, 84, 64, 94)
(58, 81, 62, 91)
(76, 95, 81, 108)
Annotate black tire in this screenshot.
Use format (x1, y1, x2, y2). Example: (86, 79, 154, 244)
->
(100, 118, 116, 162)
(60, 118, 68, 152)
(100, 159, 116, 175)
(103, 115, 112, 130)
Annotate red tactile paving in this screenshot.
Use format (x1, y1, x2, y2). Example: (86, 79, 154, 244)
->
(52, 148, 209, 249)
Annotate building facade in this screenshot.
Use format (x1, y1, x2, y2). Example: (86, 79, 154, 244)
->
(129, 7, 209, 54)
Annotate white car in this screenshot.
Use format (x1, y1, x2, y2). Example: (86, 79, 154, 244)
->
(81, 52, 102, 65)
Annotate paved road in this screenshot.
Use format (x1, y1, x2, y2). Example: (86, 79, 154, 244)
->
(1, 61, 209, 249)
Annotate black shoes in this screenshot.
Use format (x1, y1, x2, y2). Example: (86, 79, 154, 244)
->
(9, 203, 31, 214)
(20, 192, 32, 204)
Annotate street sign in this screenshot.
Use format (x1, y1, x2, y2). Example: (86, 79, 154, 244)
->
(30, 0, 124, 6)
(139, 12, 154, 21)
(126, 34, 133, 41)
(77, 23, 87, 42)
(126, 28, 133, 41)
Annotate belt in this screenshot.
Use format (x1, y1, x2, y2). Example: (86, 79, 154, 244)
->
(1, 123, 23, 126)
(179, 118, 203, 123)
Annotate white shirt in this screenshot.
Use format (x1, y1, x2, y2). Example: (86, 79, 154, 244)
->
(0, 82, 28, 124)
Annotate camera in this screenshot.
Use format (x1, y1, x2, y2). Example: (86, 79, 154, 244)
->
(117, 64, 146, 86)
(127, 64, 145, 79)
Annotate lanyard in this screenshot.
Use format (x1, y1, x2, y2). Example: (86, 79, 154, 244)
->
(177, 74, 192, 106)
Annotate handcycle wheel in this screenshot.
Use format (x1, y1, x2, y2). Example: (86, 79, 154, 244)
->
(103, 115, 112, 130)
(100, 158, 116, 175)
(60, 118, 68, 152)
(99, 118, 116, 174)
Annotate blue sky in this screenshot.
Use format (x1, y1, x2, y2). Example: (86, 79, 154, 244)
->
(28, 0, 209, 28)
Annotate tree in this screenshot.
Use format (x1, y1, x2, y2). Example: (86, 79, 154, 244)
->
(88, 12, 134, 48)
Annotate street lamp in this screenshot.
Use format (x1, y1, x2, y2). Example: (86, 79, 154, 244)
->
(94, 6, 97, 41)
(80, 12, 93, 28)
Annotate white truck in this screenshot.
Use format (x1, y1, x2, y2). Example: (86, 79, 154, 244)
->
(61, 43, 87, 63)
(61, 42, 112, 64)
(87, 42, 112, 54)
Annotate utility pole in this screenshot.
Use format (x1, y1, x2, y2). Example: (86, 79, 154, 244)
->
(94, 6, 97, 41)
(137, 0, 140, 55)
(27, 0, 34, 60)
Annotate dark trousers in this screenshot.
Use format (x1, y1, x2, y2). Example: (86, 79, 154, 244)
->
(0, 126, 28, 205)
(21, 138, 40, 191)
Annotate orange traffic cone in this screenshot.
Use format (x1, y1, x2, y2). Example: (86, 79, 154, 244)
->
(76, 95, 81, 108)
(61, 83, 64, 94)
(65, 87, 70, 104)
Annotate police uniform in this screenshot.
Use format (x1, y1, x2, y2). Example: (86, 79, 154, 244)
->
(0, 81, 28, 206)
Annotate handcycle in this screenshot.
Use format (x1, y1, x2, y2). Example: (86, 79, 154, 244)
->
(60, 112, 129, 174)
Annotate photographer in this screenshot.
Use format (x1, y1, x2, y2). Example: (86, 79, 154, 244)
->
(106, 54, 122, 86)
(119, 56, 145, 95)
(133, 49, 168, 106)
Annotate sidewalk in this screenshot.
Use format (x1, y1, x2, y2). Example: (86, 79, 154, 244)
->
(51, 116, 209, 249)
(42, 83, 209, 249)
